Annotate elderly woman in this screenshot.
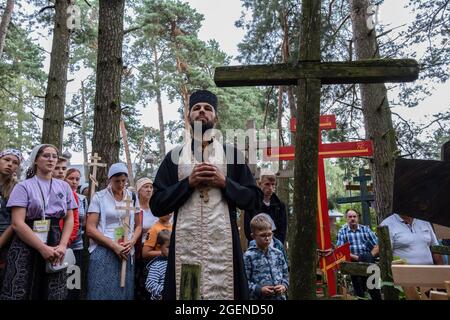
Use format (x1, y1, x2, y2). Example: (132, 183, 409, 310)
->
(0, 144, 76, 300)
(134, 177, 157, 300)
(86, 163, 141, 300)
(0, 148, 23, 288)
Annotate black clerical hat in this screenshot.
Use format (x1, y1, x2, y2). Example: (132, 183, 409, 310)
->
(189, 90, 217, 111)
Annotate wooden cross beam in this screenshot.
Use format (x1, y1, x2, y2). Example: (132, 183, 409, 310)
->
(84, 152, 107, 199)
(115, 194, 139, 287)
(336, 167, 375, 226)
(215, 59, 419, 87)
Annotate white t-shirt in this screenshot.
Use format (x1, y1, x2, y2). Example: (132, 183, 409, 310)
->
(380, 214, 439, 264)
(87, 187, 139, 253)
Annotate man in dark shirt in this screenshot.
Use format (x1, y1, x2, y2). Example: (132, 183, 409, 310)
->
(244, 175, 287, 244)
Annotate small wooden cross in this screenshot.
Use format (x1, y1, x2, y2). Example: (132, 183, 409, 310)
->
(84, 152, 107, 199)
(115, 194, 139, 288)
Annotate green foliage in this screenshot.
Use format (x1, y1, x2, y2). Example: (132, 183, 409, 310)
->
(0, 22, 46, 153)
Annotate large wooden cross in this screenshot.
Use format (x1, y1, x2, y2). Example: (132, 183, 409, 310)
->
(263, 114, 373, 296)
(117, 119, 138, 288)
(214, 0, 418, 300)
(336, 167, 375, 226)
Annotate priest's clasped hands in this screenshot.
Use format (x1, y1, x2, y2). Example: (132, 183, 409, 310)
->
(188, 162, 226, 189)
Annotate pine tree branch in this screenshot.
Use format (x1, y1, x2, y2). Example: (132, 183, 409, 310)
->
(30, 111, 43, 120)
(376, 24, 407, 39)
(124, 25, 144, 35)
(64, 111, 83, 123)
(38, 6, 55, 14)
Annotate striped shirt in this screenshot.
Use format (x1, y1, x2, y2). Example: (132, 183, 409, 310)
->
(145, 257, 168, 300)
(336, 224, 378, 256)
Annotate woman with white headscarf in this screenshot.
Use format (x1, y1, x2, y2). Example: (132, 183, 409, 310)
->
(134, 177, 157, 300)
(86, 163, 141, 300)
(0, 144, 77, 300)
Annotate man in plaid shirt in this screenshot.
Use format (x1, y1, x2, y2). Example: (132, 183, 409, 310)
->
(336, 209, 381, 300)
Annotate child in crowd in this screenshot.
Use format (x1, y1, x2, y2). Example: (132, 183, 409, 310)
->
(142, 213, 172, 260)
(145, 229, 171, 300)
(244, 213, 289, 300)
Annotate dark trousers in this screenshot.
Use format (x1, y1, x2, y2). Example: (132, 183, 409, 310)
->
(351, 275, 381, 300)
(350, 252, 381, 300)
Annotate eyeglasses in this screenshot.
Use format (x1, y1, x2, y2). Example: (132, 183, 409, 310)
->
(255, 232, 273, 239)
(41, 153, 59, 160)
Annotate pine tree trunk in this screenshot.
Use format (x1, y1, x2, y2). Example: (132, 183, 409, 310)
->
(291, 0, 322, 300)
(350, 0, 398, 222)
(277, 86, 289, 209)
(277, 8, 295, 217)
(81, 81, 89, 182)
(152, 44, 166, 156)
(0, 0, 14, 57)
(41, 0, 71, 150)
(92, 0, 125, 188)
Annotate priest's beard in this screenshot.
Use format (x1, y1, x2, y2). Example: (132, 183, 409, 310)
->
(190, 120, 215, 163)
(190, 120, 215, 139)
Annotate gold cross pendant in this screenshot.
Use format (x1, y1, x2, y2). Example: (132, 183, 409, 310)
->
(199, 188, 210, 203)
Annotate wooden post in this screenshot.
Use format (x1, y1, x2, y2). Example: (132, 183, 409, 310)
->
(120, 119, 135, 187)
(179, 264, 201, 300)
(377, 225, 399, 300)
(82, 152, 106, 299)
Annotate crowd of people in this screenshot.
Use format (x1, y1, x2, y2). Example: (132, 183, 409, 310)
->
(0, 90, 445, 300)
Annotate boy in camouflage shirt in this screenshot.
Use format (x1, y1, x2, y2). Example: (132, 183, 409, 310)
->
(243, 214, 289, 300)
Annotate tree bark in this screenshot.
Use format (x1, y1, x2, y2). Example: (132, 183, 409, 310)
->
(277, 7, 296, 213)
(0, 0, 14, 57)
(290, 0, 322, 300)
(350, 0, 398, 222)
(152, 44, 166, 156)
(81, 80, 89, 182)
(41, 0, 71, 150)
(92, 0, 125, 188)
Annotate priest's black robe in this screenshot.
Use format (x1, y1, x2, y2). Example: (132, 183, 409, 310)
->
(150, 142, 261, 300)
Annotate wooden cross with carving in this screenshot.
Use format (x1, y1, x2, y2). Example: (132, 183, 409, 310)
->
(84, 152, 107, 199)
(115, 194, 139, 287)
(214, 0, 419, 300)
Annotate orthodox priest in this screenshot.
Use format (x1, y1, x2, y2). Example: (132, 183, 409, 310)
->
(150, 89, 261, 300)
